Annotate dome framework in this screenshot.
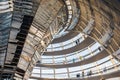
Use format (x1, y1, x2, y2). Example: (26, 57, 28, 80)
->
(0, 0, 120, 80)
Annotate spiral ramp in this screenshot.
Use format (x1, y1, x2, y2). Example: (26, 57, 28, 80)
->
(0, 0, 120, 80)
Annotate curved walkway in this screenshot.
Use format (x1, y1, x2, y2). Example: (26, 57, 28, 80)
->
(30, 70, 120, 80)
(36, 50, 109, 68)
(44, 37, 94, 56)
(51, 32, 79, 44)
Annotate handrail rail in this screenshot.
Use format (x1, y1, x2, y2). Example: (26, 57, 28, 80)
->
(33, 57, 112, 75)
(40, 48, 102, 64)
(31, 63, 120, 79)
(46, 36, 83, 50)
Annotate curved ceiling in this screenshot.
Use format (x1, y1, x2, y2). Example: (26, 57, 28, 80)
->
(0, 0, 120, 80)
(30, 0, 120, 80)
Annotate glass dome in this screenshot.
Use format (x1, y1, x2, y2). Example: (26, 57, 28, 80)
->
(0, 0, 120, 80)
(30, 33, 120, 79)
(28, 0, 120, 80)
